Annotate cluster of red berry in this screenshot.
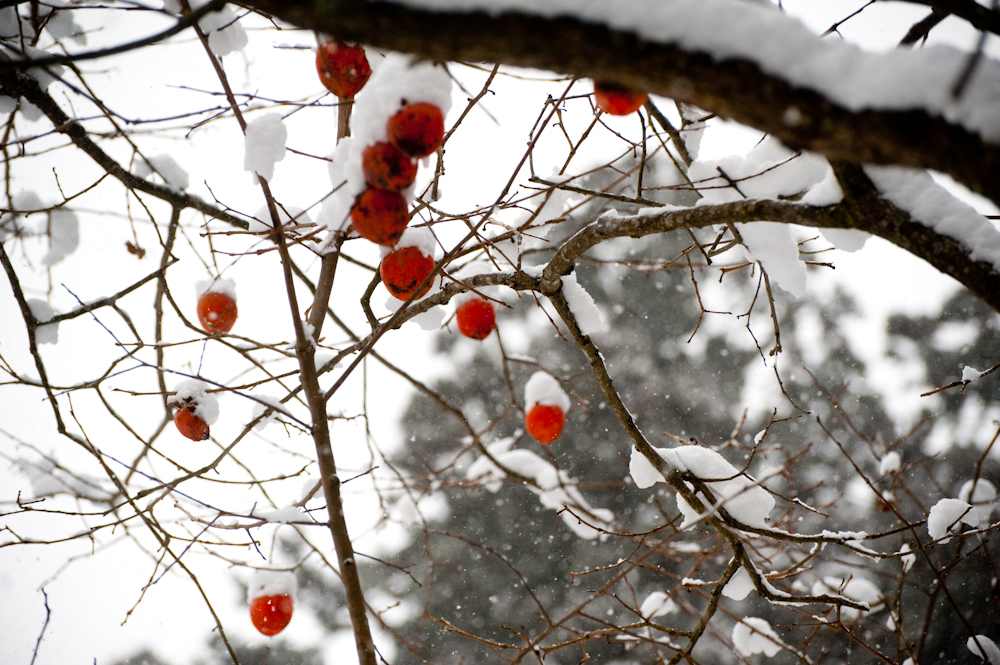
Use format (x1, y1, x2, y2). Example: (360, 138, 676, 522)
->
(174, 51, 648, 636)
(319, 39, 449, 306)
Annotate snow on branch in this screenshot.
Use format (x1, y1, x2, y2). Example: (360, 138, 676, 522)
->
(247, 0, 1000, 206)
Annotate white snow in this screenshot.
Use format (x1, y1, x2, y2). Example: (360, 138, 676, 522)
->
(27, 298, 58, 344)
(800, 168, 844, 207)
(249, 395, 292, 430)
(866, 166, 1000, 274)
(898, 543, 916, 573)
(163, 1, 247, 57)
(630, 444, 774, 529)
(722, 565, 755, 601)
(247, 569, 296, 602)
(629, 446, 664, 489)
(819, 227, 870, 253)
(878, 451, 900, 476)
(195, 277, 237, 300)
(44, 6, 86, 45)
(173, 379, 221, 425)
(198, 5, 247, 56)
(638, 591, 677, 618)
(134, 154, 189, 191)
(659, 445, 775, 529)
(524, 371, 571, 412)
(252, 506, 302, 523)
(243, 112, 287, 183)
(811, 576, 881, 622)
(736, 221, 806, 298)
(379, 226, 437, 258)
(969, 635, 1000, 665)
(959, 478, 997, 513)
(690, 138, 831, 204)
(732, 617, 783, 658)
(928, 497, 980, 542)
(561, 272, 606, 335)
(927, 499, 980, 543)
(382, 0, 1000, 141)
(963, 365, 984, 383)
(465, 437, 613, 539)
(40, 209, 79, 265)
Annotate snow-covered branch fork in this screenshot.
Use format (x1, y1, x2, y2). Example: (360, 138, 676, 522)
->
(246, 0, 1000, 208)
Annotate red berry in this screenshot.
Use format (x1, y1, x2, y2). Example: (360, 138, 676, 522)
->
(197, 290, 238, 334)
(526, 404, 565, 444)
(250, 593, 294, 637)
(174, 404, 210, 441)
(362, 142, 418, 191)
(593, 80, 647, 116)
(351, 188, 410, 246)
(456, 298, 496, 340)
(387, 102, 445, 158)
(380, 246, 435, 300)
(316, 40, 371, 98)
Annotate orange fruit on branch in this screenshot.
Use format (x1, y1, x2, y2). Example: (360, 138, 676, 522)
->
(380, 245, 435, 301)
(455, 297, 496, 340)
(316, 39, 371, 98)
(350, 187, 410, 246)
(362, 141, 418, 191)
(387, 102, 445, 158)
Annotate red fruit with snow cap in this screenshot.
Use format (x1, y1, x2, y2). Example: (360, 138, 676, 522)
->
(316, 40, 371, 98)
(197, 290, 237, 334)
(248, 569, 296, 637)
(456, 298, 496, 340)
(524, 371, 570, 445)
(593, 80, 647, 116)
(250, 594, 294, 636)
(387, 102, 445, 158)
(173, 404, 210, 441)
(351, 188, 409, 246)
(362, 142, 418, 191)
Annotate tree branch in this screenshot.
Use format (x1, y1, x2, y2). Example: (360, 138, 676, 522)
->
(242, 0, 1000, 207)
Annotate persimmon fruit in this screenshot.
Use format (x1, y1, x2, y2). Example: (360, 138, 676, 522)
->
(197, 290, 237, 334)
(362, 142, 418, 191)
(174, 404, 210, 441)
(593, 80, 647, 116)
(380, 246, 435, 300)
(387, 102, 445, 158)
(316, 40, 371, 98)
(456, 298, 496, 340)
(250, 593, 294, 636)
(526, 404, 565, 445)
(351, 188, 409, 246)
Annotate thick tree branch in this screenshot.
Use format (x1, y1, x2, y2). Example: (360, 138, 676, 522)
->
(243, 0, 1000, 207)
(540, 195, 1000, 314)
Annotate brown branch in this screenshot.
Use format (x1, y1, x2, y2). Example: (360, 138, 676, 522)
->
(0, 53, 250, 229)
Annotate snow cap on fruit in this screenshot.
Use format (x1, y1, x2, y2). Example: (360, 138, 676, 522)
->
(172, 379, 220, 425)
(196, 276, 237, 301)
(247, 569, 297, 603)
(524, 371, 570, 412)
(380, 226, 438, 262)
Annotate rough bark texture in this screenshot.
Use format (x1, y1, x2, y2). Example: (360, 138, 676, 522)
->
(242, 0, 1000, 208)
